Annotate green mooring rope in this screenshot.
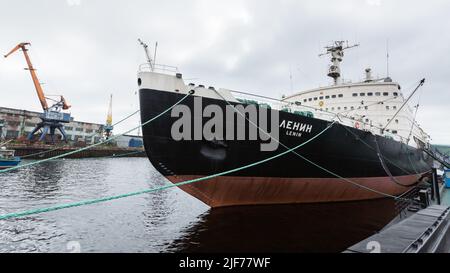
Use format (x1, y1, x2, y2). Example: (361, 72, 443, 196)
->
(0, 94, 189, 174)
(0, 122, 334, 220)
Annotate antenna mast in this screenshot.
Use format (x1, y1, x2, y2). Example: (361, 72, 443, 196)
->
(319, 41, 359, 85)
(138, 38, 154, 71)
(386, 39, 390, 78)
(153, 41, 158, 68)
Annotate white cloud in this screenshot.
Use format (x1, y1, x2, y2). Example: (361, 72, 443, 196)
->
(0, 0, 449, 144)
(66, 0, 81, 6)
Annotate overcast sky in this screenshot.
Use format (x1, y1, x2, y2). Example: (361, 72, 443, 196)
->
(0, 0, 448, 144)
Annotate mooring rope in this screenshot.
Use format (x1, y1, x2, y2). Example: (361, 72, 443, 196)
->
(103, 150, 146, 159)
(20, 110, 142, 159)
(0, 121, 334, 221)
(373, 136, 418, 187)
(0, 94, 187, 174)
(340, 124, 420, 176)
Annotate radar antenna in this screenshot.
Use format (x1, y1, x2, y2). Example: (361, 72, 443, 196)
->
(319, 41, 359, 85)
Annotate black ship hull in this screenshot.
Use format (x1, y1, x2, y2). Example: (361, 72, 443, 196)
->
(139, 88, 431, 208)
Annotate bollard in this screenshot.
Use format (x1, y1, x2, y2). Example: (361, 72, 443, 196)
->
(431, 168, 441, 205)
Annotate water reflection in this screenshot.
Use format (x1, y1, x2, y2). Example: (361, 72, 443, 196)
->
(170, 199, 396, 253)
(1, 158, 397, 253)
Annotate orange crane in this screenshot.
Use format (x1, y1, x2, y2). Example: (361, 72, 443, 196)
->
(4, 42, 71, 143)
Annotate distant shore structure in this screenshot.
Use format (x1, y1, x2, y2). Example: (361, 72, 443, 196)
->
(0, 106, 144, 148)
(0, 106, 103, 144)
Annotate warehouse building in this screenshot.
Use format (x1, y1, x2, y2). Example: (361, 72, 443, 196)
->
(0, 106, 104, 144)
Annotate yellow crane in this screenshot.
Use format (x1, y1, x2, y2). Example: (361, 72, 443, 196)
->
(104, 94, 113, 139)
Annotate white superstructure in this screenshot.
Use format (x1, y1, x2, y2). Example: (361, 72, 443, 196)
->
(282, 41, 429, 148)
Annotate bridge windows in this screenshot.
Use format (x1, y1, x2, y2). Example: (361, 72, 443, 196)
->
(332, 95, 337, 98)
(375, 92, 381, 96)
(338, 94, 343, 98)
(367, 92, 373, 96)
(383, 92, 389, 96)
(352, 93, 358, 97)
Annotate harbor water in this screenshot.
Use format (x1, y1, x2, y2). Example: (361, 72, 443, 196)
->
(0, 158, 396, 253)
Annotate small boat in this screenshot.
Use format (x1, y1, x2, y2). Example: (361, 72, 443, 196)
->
(0, 147, 21, 169)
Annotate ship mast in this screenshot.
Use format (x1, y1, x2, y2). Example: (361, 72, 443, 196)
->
(319, 41, 359, 85)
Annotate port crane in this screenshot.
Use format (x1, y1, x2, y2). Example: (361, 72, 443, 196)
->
(104, 94, 113, 139)
(4, 42, 71, 143)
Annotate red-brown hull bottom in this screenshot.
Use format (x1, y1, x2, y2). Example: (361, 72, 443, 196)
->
(166, 174, 423, 208)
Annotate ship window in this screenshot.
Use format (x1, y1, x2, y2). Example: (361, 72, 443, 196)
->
(375, 92, 381, 96)
(319, 96, 324, 100)
(295, 101, 301, 106)
(395, 119, 399, 123)
(393, 106, 397, 110)
(351, 106, 354, 110)
(383, 92, 389, 96)
(332, 95, 336, 98)
(308, 98, 312, 101)
(326, 108, 329, 111)
(364, 106, 368, 110)
(352, 93, 358, 97)
(344, 107, 347, 110)
(338, 94, 343, 98)
(387, 119, 390, 122)
(386, 106, 390, 110)
(314, 97, 318, 101)
(367, 92, 373, 96)
(365, 119, 369, 122)
(331, 107, 335, 111)
(337, 107, 341, 110)
(392, 130, 398, 134)
(303, 99, 307, 103)
(325, 95, 330, 99)
(360, 93, 365, 96)
(393, 92, 398, 96)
